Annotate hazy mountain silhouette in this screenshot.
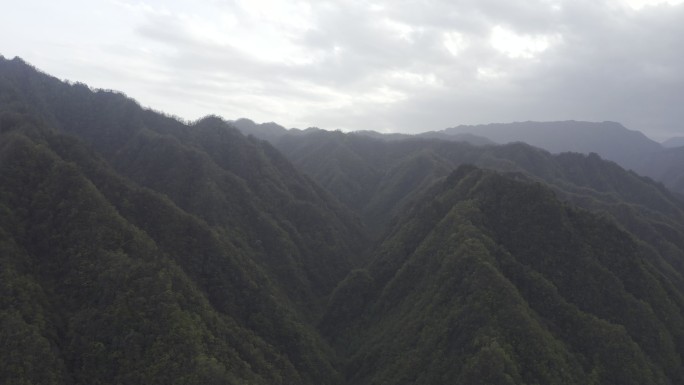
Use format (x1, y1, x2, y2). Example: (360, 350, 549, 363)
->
(238, 118, 684, 195)
(444, 120, 663, 172)
(663, 137, 684, 148)
(642, 146, 684, 196)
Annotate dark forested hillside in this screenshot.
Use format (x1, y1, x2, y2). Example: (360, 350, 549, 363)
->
(4, 56, 684, 384)
(0, 56, 366, 384)
(323, 166, 684, 384)
(271, 130, 684, 241)
(273, 130, 684, 302)
(0, 56, 367, 309)
(0, 124, 341, 384)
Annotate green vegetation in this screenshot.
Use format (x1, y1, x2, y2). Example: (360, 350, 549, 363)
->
(0, 56, 360, 384)
(3, 56, 684, 384)
(331, 167, 684, 384)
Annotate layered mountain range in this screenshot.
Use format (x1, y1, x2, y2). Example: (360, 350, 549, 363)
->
(3, 56, 684, 384)
(234, 118, 684, 197)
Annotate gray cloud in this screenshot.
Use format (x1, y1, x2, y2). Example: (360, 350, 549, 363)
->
(3, 0, 683, 139)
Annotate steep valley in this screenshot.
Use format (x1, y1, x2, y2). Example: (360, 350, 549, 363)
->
(3, 56, 684, 384)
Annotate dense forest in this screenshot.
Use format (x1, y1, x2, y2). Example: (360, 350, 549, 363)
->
(3, 56, 684, 384)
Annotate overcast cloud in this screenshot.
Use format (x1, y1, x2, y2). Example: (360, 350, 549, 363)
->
(1, 0, 683, 139)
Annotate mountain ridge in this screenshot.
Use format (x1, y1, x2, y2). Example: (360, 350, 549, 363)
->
(4, 55, 684, 384)
(317, 165, 684, 384)
(235, 117, 684, 196)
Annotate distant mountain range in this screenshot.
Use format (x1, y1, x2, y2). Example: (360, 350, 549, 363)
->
(444, 120, 662, 171)
(4, 55, 684, 384)
(236, 118, 684, 196)
(231, 118, 494, 146)
(663, 137, 684, 148)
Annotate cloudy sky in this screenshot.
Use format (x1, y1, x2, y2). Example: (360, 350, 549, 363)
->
(2, 0, 683, 139)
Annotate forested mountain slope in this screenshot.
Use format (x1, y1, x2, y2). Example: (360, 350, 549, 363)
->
(4, 56, 684, 384)
(0, 56, 368, 384)
(323, 166, 684, 384)
(272, 130, 684, 243)
(271, 130, 684, 356)
(0, 56, 368, 308)
(243, 118, 684, 195)
(0, 121, 349, 384)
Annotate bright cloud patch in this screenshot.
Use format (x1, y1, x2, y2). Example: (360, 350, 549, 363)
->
(384, 19, 417, 42)
(622, 0, 684, 9)
(443, 31, 467, 56)
(490, 26, 559, 59)
(477, 67, 505, 80)
(389, 70, 440, 88)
